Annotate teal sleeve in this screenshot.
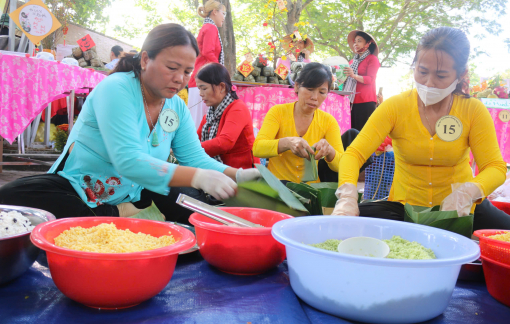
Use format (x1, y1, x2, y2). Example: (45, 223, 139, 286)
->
(171, 99, 228, 173)
(93, 78, 175, 195)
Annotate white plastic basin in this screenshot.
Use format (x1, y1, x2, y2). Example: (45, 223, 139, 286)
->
(271, 216, 480, 323)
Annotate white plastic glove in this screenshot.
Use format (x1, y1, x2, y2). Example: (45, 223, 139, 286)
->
(235, 168, 261, 183)
(191, 169, 237, 200)
(331, 183, 360, 216)
(440, 182, 484, 217)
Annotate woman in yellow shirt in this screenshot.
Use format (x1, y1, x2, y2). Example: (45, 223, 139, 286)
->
(253, 63, 370, 183)
(333, 27, 510, 230)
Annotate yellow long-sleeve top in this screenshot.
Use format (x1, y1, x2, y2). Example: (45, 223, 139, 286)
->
(253, 102, 344, 183)
(340, 89, 507, 209)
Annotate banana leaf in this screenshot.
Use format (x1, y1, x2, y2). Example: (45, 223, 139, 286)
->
(404, 204, 474, 238)
(223, 187, 308, 217)
(286, 182, 322, 215)
(254, 164, 308, 213)
(309, 182, 338, 208)
(302, 152, 318, 182)
(129, 201, 165, 222)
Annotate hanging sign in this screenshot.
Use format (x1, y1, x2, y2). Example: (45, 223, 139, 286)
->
(237, 61, 254, 78)
(9, 0, 61, 45)
(275, 63, 289, 80)
(244, 52, 253, 62)
(277, 0, 286, 10)
(76, 34, 96, 52)
(481, 98, 510, 109)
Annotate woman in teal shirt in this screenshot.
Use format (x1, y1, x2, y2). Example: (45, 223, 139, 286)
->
(0, 24, 259, 222)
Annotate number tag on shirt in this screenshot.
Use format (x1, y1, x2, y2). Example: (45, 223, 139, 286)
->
(435, 115, 463, 142)
(499, 110, 510, 123)
(159, 109, 179, 133)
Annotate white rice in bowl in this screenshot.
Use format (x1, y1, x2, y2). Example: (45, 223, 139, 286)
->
(0, 211, 34, 237)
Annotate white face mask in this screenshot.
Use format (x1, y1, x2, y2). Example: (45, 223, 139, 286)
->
(415, 79, 458, 106)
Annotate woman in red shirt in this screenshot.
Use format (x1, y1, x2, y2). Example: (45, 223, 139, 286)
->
(343, 30, 381, 131)
(196, 63, 260, 169)
(188, 0, 226, 129)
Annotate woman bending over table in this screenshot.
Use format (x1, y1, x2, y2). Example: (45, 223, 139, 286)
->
(196, 63, 260, 169)
(0, 24, 259, 223)
(253, 63, 370, 184)
(333, 27, 510, 230)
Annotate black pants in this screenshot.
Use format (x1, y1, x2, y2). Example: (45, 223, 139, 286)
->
(0, 174, 206, 225)
(318, 129, 373, 183)
(358, 200, 510, 231)
(351, 101, 376, 131)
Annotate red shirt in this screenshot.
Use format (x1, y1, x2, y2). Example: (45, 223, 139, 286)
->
(189, 24, 222, 88)
(198, 100, 260, 169)
(349, 54, 380, 104)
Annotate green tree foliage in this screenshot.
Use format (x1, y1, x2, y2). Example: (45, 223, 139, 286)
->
(110, 0, 508, 68)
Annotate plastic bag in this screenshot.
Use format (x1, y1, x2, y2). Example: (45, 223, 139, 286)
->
(35, 122, 57, 142)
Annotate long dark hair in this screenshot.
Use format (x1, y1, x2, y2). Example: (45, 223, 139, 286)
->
(295, 62, 333, 92)
(196, 63, 239, 100)
(356, 31, 377, 55)
(111, 24, 199, 78)
(412, 27, 470, 97)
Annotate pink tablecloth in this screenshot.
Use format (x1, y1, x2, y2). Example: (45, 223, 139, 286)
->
(488, 108, 510, 163)
(0, 54, 106, 143)
(236, 86, 351, 132)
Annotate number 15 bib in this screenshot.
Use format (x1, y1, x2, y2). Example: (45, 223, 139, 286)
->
(435, 115, 463, 142)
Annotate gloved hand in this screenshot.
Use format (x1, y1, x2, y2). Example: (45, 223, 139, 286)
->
(440, 182, 484, 217)
(235, 168, 261, 183)
(331, 183, 360, 216)
(191, 169, 237, 200)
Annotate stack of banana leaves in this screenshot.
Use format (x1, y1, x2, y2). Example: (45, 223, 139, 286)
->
(224, 164, 338, 216)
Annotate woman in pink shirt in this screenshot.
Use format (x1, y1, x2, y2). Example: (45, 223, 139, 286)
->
(343, 30, 381, 131)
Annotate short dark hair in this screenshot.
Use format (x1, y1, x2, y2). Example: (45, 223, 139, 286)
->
(111, 24, 199, 79)
(355, 32, 376, 55)
(111, 45, 123, 57)
(196, 63, 239, 100)
(295, 62, 332, 91)
(412, 27, 470, 97)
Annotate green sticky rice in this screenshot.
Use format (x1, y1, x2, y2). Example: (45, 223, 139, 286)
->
(308, 235, 436, 260)
(383, 235, 436, 260)
(308, 239, 342, 252)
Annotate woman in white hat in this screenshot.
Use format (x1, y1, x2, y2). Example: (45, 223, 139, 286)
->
(343, 30, 381, 131)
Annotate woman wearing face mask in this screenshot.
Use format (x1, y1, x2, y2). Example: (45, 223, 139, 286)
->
(196, 63, 260, 169)
(253, 63, 351, 184)
(0, 24, 259, 223)
(332, 27, 510, 230)
(343, 30, 381, 131)
(188, 0, 227, 129)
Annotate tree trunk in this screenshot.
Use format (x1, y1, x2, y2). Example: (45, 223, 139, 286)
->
(285, 0, 314, 34)
(219, 0, 236, 75)
(199, 0, 236, 75)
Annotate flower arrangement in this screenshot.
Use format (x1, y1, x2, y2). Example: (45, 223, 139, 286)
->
(55, 124, 69, 153)
(471, 74, 509, 99)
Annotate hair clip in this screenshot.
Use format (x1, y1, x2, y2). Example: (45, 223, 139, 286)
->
(231, 85, 238, 91)
(133, 53, 140, 59)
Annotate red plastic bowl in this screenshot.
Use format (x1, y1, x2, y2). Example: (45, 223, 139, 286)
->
(480, 256, 510, 307)
(188, 207, 293, 275)
(473, 229, 510, 265)
(492, 201, 510, 215)
(30, 217, 196, 309)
